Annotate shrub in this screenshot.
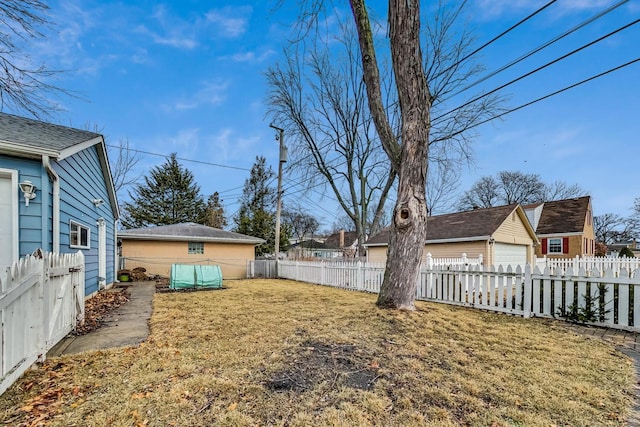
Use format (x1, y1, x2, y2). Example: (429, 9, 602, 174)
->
(619, 247, 635, 258)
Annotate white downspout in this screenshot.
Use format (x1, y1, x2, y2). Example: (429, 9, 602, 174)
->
(42, 156, 60, 253)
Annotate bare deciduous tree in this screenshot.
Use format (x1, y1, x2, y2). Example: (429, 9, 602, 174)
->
(282, 207, 320, 243)
(0, 0, 69, 119)
(458, 171, 586, 211)
(266, 22, 395, 256)
(594, 213, 628, 246)
(108, 138, 142, 199)
(279, 0, 504, 309)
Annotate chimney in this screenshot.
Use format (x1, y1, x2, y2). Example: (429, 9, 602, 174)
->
(339, 229, 345, 248)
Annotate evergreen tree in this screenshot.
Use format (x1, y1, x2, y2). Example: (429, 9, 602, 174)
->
(234, 156, 289, 256)
(204, 192, 227, 229)
(122, 153, 205, 228)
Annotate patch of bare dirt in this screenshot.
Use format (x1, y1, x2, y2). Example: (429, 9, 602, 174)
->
(264, 339, 381, 392)
(73, 287, 130, 335)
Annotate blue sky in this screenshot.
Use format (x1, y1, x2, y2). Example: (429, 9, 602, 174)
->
(22, 0, 640, 230)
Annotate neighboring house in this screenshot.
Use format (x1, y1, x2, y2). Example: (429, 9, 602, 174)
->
(287, 239, 330, 260)
(365, 204, 538, 268)
(606, 240, 639, 257)
(523, 196, 595, 258)
(288, 230, 359, 259)
(0, 113, 119, 296)
(118, 222, 265, 279)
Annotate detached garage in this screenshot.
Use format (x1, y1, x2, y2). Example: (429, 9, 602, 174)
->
(118, 222, 264, 279)
(365, 204, 538, 269)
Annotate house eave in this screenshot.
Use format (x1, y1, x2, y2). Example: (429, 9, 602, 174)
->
(426, 235, 492, 244)
(365, 235, 492, 247)
(0, 140, 59, 158)
(537, 232, 583, 238)
(118, 233, 265, 245)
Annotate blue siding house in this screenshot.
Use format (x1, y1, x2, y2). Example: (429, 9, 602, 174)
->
(0, 113, 119, 296)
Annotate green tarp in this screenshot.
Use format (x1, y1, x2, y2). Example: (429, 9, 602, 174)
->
(170, 264, 223, 290)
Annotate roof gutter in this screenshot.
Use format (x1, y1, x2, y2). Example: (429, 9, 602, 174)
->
(42, 156, 60, 253)
(118, 233, 265, 245)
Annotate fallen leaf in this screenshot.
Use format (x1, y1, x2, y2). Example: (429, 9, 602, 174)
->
(228, 402, 238, 411)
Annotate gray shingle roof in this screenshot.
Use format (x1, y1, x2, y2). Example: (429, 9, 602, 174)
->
(0, 112, 101, 154)
(118, 222, 265, 244)
(366, 204, 519, 246)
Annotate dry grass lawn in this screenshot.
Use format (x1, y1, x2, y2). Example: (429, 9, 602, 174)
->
(0, 279, 635, 426)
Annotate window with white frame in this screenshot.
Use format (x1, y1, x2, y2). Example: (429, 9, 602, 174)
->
(188, 242, 204, 254)
(548, 238, 562, 254)
(70, 221, 90, 249)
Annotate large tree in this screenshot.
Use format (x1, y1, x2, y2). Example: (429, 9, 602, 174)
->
(280, 1, 502, 309)
(266, 22, 395, 256)
(457, 171, 586, 210)
(121, 153, 205, 228)
(234, 156, 289, 256)
(0, 0, 68, 119)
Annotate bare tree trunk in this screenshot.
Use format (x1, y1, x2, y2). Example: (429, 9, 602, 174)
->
(350, 0, 430, 309)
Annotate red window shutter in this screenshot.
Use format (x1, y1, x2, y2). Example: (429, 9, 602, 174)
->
(541, 238, 547, 254)
(563, 237, 569, 254)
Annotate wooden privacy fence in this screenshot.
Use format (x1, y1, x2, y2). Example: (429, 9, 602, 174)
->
(0, 251, 85, 395)
(277, 260, 640, 332)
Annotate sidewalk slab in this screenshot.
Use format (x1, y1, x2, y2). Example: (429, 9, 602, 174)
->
(48, 281, 155, 357)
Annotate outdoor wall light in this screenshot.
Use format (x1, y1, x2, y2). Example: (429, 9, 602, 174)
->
(18, 180, 36, 207)
(92, 198, 105, 207)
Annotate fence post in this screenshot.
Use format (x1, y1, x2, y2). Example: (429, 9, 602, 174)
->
(523, 264, 532, 318)
(478, 254, 483, 266)
(426, 252, 433, 270)
(40, 253, 50, 361)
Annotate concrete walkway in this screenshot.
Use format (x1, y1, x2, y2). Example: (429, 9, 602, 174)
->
(48, 281, 155, 357)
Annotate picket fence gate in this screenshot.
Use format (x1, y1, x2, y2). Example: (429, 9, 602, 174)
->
(0, 251, 85, 395)
(276, 260, 640, 332)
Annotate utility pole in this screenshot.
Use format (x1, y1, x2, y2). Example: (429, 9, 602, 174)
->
(269, 124, 286, 270)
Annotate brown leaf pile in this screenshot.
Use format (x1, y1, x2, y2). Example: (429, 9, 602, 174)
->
(73, 289, 130, 335)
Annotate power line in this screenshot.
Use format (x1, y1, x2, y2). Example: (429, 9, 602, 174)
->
(276, 0, 599, 175)
(105, 144, 252, 172)
(447, 0, 629, 100)
(445, 56, 640, 141)
(434, 0, 559, 79)
(433, 18, 640, 126)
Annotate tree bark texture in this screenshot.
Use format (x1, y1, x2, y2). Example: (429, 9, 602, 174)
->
(348, 0, 401, 173)
(349, 0, 430, 309)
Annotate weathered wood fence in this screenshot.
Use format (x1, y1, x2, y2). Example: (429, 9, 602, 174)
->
(0, 251, 85, 395)
(276, 260, 640, 332)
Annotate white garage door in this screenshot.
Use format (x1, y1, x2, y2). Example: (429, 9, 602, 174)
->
(494, 243, 527, 268)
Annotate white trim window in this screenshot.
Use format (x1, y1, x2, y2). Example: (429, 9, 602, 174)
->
(548, 238, 562, 254)
(188, 242, 204, 254)
(70, 220, 90, 249)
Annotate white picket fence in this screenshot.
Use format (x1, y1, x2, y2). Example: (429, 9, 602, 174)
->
(277, 260, 640, 332)
(537, 255, 640, 277)
(0, 251, 85, 395)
